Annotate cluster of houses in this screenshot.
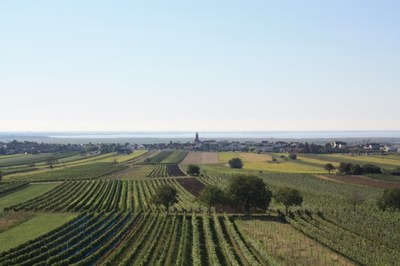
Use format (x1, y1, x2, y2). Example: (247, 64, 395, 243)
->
(141, 133, 400, 154)
(1, 134, 400, 155)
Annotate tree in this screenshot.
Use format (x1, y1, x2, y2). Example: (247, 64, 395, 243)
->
(338, 163, 352, 175)
(227, 175, 272, 214)
(323, 163, 335, 174)
(288, 153, 297, 160)
(377, 188, 400, 211)
(0, 170, 3, 182)
(187, 165, 200, 176)
(199, 185, 226, 212)
(275, 187, 303, 215)
(350, 164, 363, 175)
(228, 158, 243, 169)
(347, 190, 365, 211)
(362, 164, 381, 174)
(152, 185, 178, 214)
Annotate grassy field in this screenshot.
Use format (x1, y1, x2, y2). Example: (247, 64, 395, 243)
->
(107, 164, 155, 179)
(218, 152, 326, 173)
(218, 152, 239, 163)
(302, 153, 400, 169)
(0, 183, 60, 213)
(0, 213, 77, 252)
(236, 216, 354, 265)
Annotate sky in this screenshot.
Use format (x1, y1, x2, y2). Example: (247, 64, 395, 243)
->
(1, 1, 399, 132)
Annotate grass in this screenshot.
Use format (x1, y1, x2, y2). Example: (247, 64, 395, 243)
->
(237, 152, 273, 162)
(107, 164, 155, 179)
(302, 154, 400, 169)
(218, 152, 239, 164)
(116, 150, 148, 163)
(0, 212, 35, 233)
(0, 213, 77, 252)
(235, 216, 354, 265)
(243, 161, 325, 173)
(0, 183, 60, 213)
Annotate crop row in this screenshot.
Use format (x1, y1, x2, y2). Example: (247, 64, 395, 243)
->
(0, 182, 30, 197)
(0, 212, 139, 266)
(147, 164, 186, 177)
(286, 209, 400, 265)
(103, 213, 275, 265)
(5, 179, 203, 213)
(8, 163, 127, 182)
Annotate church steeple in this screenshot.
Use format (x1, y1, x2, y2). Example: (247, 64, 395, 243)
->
(195, 132, 200, 143)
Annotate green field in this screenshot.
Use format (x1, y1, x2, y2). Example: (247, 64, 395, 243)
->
(1, 150, 399, 265)
(161, 150, 188, 164)
(0, 213, 76, 252)
(0, 183, 60, 213)
(5, 163, 127, 182)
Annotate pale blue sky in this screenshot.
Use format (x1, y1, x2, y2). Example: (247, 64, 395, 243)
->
(1, 1, 399, 131)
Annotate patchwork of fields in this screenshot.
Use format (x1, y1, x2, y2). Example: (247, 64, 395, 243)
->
(0, 149, 399, 265)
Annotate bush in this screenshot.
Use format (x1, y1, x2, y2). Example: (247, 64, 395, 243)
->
(187, 165, 200, 176)
(288, 154, 297, 160)
(377, 188, 400, 211)
(228, 158, 243, 169)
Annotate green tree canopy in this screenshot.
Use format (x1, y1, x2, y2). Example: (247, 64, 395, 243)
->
(152, 185, 178, 214)
(187, 164, 200, 176)
(323, 163, 335, 174)
(275, 187, 303, 214)
(377, 188, 400, 211)
(288, 153, 297, 160)
(227, 175, 272, 214)
(199, 185, 226, 212)
(228, 158, 243, 169)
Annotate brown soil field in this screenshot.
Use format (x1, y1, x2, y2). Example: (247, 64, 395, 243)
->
(181, 152, 219, 164)
(317, 175, 400, 189)
(176, 177, 205, 197)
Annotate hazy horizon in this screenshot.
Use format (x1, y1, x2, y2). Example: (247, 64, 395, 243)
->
(1, 1, 399, 131)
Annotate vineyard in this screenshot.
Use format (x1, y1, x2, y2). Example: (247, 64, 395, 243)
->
(0, 182, 30, 198)
(6, 163, 127, 182)
(1, 151, 400, 265)
(147, 164, 186, 177)
(4, 179, 203, 213)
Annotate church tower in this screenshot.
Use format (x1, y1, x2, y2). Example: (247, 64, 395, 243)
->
(195, 132, 200, 143)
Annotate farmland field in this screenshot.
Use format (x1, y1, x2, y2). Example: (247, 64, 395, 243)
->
(181, 152, 219, 164)
(0, 213, 77, 253)
(1, 150, 400, 265)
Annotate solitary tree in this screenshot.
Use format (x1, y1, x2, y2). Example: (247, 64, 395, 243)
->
(228, 158, 243, 169)
(199, 185, 226, 212)
(377, 188, 400, 211)
(275, 187, 303, 215)
(347, 190, 365, 211)
(227, 175, 272, 214)
(152, 185, 178, 214)
(323, 163, 335, 174)
(187, 165, 200, 176)
(288, 153, 297, 160)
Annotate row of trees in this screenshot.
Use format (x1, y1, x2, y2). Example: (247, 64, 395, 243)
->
(152, 175, 303, 215)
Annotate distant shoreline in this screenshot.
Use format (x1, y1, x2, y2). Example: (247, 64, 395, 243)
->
(1, 131, 400, 144)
